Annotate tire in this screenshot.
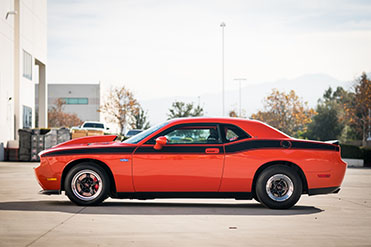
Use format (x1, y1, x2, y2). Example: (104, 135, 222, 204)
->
(255, 165, 302, 209)
(64, 162, 110, 206)
(252, 194, 260, 202)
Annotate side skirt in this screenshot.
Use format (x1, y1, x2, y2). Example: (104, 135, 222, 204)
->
(39, 190, 61, 195)
(113, 192, 253, 200)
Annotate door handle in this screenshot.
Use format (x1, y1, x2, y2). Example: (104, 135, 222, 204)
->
(205, 148, 220, 154)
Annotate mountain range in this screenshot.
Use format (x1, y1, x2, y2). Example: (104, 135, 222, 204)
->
(141, 73, 358, 125)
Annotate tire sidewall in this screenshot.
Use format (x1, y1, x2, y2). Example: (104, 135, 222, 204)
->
(65, 162, 109, 206)
(256, 165, 302, 209)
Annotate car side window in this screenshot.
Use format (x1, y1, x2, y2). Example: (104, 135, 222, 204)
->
(165, 126, 220, 144)
(222, 124, 250, 142)
(226, 129, 239, 142)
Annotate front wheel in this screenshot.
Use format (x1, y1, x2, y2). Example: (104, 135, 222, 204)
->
(65, 163, 110, 206)
(255, 165, 302, 209)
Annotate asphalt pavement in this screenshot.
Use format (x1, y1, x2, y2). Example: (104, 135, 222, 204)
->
(0, 162, 370, 247)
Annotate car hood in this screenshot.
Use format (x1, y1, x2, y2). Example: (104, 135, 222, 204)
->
(39, 135, 126, 157)
(54, 135, 118, 148)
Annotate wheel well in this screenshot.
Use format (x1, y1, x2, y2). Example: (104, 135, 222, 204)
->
(251, 161, 308, 197)
(60, 158, 117, 195)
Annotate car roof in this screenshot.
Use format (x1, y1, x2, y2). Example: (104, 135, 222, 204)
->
(83, 121, 104, 124)
(165, 117, 290, 139)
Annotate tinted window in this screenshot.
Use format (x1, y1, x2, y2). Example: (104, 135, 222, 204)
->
(124, 122, 168, 144)
(127, 130, 142, 136)
(23, 50, 32, 80)
(222, 124, 250, 142)
(63, 98, 88, 104)
(165, 126, 220, 144)
(83, 123, 104, 129)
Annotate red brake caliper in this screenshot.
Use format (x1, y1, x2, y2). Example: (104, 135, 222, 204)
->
(93, 177, 99, 190)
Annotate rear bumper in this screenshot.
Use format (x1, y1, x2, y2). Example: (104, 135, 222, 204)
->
(308, 186, 340, 196)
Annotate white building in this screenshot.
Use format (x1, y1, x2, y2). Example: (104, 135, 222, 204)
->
(35, 83, 101, 122)
(0, 0, 47, 144)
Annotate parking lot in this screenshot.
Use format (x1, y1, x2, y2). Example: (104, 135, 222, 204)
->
(0, 162, 370, 247)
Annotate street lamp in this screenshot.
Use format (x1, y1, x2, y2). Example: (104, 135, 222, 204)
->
(220, 22, 226, 116)
(234, 78, 246, 117)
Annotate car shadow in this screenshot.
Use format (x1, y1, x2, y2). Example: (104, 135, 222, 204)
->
(0, 200, 323, 216)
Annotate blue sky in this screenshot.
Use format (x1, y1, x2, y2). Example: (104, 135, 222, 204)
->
(48, 0, 371, 104)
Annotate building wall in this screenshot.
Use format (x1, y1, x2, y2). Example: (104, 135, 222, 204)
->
(0, 0, 47, 145)
(36, 83, 101, 123)
(0, 0, 15, 144)
(19, 0, 47, 129)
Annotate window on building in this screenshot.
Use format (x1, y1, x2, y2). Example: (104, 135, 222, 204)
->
(63, 98, 88, 104)
(23, 105, 32, 129)
(23, 50, 32, 80)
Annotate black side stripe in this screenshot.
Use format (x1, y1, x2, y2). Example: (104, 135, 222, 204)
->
(290, 141, 339, 151)
(225, 140, 280, 153)
(225, 140, 339, 153)
(41, 147, 136, 157)
(41, 140, 338, 157)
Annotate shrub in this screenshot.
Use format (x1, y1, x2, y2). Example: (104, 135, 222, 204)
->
(340, 144, 363, 159)
(361, 147, 371, 167)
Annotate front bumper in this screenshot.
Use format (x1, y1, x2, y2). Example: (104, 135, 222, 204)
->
(34, 158, 60, 191)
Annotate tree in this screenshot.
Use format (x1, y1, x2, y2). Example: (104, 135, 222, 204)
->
(131, 107, 150, 130)
(48, 98, 83, 128)
(344, 73, 371, 146)
(229, 110, 238, 118)
(228, 108, 246, 118)
(99, 86, 140, 134)
(305, 104, 344, 141)
(167, 101, 203, 119)
(304, 87, 347, 141)
(251, 89, 316, 137)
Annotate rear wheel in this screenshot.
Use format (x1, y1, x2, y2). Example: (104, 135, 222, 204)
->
(65, 163, 109, 206)
(256, 165, 302, 209)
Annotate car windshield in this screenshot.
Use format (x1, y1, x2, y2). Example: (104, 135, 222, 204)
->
(83, 123, 104, 129)
(127, 130, 142, 136)
(123, 122, 168, 144)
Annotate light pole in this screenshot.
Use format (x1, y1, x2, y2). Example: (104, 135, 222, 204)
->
(220, 22, 226, 116)
(234, 78, 246, 117)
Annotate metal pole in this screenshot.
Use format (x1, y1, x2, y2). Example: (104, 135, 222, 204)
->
(220, 22, 226, 116)
(239, 80, 241, 116)
(234, 78, 246, 117)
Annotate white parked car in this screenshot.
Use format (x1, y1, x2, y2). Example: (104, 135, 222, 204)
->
(80, 121, 109, 132)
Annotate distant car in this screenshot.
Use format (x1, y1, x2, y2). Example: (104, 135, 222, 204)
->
(35, 117, 346, 209)
(125, 129, 143, 138)
(80, 121, 109, 132)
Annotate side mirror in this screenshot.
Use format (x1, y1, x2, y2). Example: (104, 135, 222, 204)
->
(106, 127, 110, 130)
(154, 136, 167, 150)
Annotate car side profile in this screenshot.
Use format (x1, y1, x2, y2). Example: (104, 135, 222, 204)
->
(35, 117, 347, 209)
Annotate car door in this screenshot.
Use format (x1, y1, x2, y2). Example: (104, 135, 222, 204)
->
(132, 123, 225, 192)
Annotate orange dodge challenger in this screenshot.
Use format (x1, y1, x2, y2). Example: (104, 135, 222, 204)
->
(35, 117, 346, 209)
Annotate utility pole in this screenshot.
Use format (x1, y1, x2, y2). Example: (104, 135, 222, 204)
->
(234, 78, 246, 117)
(220, 22, 226, 116)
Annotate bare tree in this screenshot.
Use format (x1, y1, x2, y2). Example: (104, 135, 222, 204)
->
(99, 86, 140, 134)
(48, 98, 83, 128)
